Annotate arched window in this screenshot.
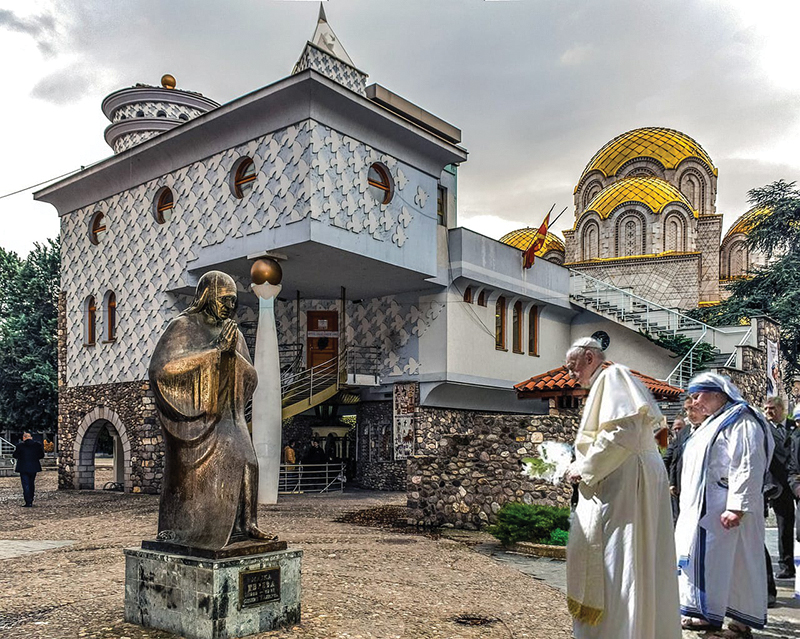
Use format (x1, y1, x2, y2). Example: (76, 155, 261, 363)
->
(463, 286, 473, 303)
(367, 163, 393, 205)
(477, 290, 487, 307)
(728, 241, 748, 278)
(90, 212, 106, 245)
(85, 296, 97, 345)
(664, 215, 685, 253)
(582, 222, 599, 260)
(154, 187, 174, 224)
(232, 157, 256, 198)
(105, 292, 117, 342)
(512, 301, 523, 353)
(616, 213, 645, 258)
(680, 171, 704, 214)
(495, 296, 506, 350)
(583, 181, 602, 209)
(528, 306, 539, 356)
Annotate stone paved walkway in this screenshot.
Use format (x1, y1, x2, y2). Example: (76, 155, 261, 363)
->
(2, 470, 798, 638)
(0, 471, 572, 639)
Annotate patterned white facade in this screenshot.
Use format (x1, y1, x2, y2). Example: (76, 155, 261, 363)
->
(61, 118, 432, 387)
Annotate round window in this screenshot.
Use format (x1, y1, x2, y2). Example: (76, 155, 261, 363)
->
(367, 163, 393, 205)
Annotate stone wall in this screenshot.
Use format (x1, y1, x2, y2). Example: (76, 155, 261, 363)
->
(58, 380, 162, 493)
(722, 315, 781, 406)
(355, 401, 405, 491)
(569, 253, 700, 309)
(696, 215, 722, 302)
(407, 405, 580, 529)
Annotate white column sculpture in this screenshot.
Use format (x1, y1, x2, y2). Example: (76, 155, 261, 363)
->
(250, 259, 283, 504)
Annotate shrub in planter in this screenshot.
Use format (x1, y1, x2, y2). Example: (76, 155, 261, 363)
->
(487, 502, 570, 546)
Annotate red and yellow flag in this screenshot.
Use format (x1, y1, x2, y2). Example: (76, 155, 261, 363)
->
(522, 212, 550, 269)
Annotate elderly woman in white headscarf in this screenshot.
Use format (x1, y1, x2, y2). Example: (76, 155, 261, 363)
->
(676, 373, 775, 638)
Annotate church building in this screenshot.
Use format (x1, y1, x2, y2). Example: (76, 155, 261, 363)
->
(501, 127, 768, 310)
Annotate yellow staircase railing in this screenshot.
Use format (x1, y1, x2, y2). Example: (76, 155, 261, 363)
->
(280, 350, 345, 420)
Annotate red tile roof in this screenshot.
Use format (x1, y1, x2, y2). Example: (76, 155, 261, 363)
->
(514, 361, 683, 400)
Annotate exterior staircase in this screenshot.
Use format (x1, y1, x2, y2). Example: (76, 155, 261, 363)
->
(569, 270, 748, 389)
(280, 346, 381, 419)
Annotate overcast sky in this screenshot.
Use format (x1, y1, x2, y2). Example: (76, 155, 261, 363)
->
(2, 0, 799, 256)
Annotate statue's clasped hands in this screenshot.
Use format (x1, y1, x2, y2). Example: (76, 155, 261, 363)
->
(215, 319, 239, 353)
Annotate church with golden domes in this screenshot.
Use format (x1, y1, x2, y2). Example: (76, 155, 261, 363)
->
(501, 127, 767, 310)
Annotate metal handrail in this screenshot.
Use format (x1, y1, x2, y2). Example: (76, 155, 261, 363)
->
(279, 343, 305, 384)
(281, 349, 344, 407)
(278, 462, 346, 494)
(569, 270, 715, 388)
(0, 436, 15, 457)
(723, 325, 753, 369)
(569, 270, 722, 335)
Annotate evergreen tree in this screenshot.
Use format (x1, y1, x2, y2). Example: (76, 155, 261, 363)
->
(692, 180, 800, 389)
(0, 238, 60, 435)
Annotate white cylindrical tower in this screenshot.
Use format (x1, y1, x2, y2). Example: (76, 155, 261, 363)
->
(101, 74, 219, 154)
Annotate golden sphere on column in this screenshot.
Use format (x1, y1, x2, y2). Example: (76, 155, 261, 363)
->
(250, 258, 282, 286)
(161, 74, 177, 89)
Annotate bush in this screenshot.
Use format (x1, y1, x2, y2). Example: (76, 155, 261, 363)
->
(548, 528, 569, 546)
(487, 502, 570, 546)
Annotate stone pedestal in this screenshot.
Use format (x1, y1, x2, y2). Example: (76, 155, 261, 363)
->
(124, 547, 302, 639)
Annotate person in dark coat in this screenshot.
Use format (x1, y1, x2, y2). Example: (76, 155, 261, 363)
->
(13, 432, 45, 507)
(663, 415, 689, 523)
(764, 396, 796, 579)
(786, 406, 800, 543)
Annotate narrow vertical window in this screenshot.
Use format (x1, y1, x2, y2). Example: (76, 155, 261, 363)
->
(528, 306, 539, 356)
(437, 185, 447, 226)
(85, 296, 97, 345)
(90, 212, 106, 245)
(232, 157, 256, 198)
(463, 286, 473, 303)
(477, 290, 486, 307)
(512, 301, 523, 353)
(106, 292, 117, 342)
(154, 187, 174, 224)
(495, 296, 506, 350)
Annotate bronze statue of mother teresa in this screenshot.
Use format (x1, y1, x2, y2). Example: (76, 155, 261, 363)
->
(146, 271, 283, 558)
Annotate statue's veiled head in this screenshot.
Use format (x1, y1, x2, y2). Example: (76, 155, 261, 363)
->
(183, 271, 238, 323)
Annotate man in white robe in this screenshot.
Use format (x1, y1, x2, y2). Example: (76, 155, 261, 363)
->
(676, 373, 774, 636)
(565, 338, 681, 639)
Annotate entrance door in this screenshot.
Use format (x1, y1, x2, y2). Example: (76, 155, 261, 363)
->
(307, 311, 339, 369)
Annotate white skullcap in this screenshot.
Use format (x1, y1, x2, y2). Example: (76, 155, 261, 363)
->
(571, 337, 603, 351)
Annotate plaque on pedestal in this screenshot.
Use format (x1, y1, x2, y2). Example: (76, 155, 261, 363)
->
(124, 546, 302, 639)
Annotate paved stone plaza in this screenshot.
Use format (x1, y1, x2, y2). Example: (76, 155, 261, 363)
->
(1, 471, 798, 638)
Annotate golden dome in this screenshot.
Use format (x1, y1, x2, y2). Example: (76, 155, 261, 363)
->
(725, 206, 771, 239)
(576, 127, 717, 191)
(161, 74, 176, 89)
(581, 177, 698, 220)
(499, 229, 565, 255)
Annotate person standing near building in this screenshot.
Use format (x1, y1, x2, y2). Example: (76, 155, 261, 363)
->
(564, 337, 680, 639)
(12, 432, 45, 507)
(764, 396, 796, 579)
(663, 414, 688, 523)
(676, 373, 774, 636)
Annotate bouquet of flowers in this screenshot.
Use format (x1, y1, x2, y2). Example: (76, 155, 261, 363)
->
(522, 441, 573, 485)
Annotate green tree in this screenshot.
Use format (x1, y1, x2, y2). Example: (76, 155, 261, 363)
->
(691, 180, 800, 388)
(0, 238, 60, 435)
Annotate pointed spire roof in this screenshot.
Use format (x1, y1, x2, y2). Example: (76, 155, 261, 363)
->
(308, 2, 355, 66)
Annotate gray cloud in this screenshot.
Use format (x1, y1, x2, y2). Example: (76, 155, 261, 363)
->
(30, 66, 93, 105)
(0, 9, 57, 56)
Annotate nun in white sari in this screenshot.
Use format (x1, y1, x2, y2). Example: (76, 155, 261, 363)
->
(676, 373, 774, 637)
